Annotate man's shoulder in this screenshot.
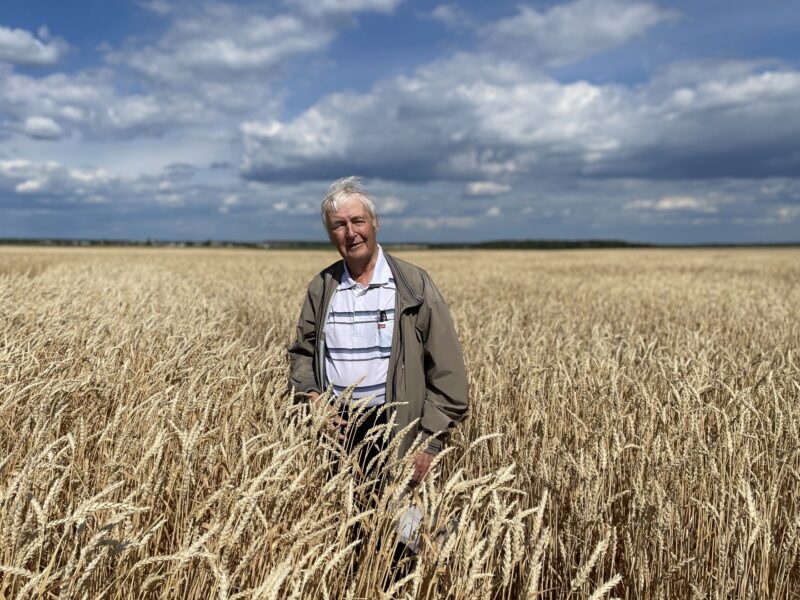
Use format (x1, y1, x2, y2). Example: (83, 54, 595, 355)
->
(320, 259, 345, 279)
(384, 253, 439, 298)
(385, 251, 422, 275)
(305, 259, 344, 293)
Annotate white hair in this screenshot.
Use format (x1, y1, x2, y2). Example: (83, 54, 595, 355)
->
(321, 176, 378, 231)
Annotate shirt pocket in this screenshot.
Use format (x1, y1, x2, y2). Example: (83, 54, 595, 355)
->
(377, 316, 394, 357)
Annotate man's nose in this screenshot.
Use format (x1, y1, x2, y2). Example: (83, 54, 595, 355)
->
(344, 222, 355, 237)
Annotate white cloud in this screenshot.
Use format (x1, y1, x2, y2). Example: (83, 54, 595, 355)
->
(466, 182, 511, 197)
(0, 159, 33, 176)
(0, 25, 68, 66)
(392, 216, 476, 230)
(0, 66, 216, 140)
(68, 168, 114, 184)
(241, 53, 800, 184)
(288, 0, 402, 17)
(156, 193, 184, 207)
(0, 157, 224, 212)
(16, 179, 45, 193)
(137, 0, 174, 15)
(88, 1, 390, 128)
(656, 196, 716, 212)
(0, 159, 120, 200)
(423, 5, 474, 30)
(106, 96, 164, 129)
(485, 206, 502, 217)
(113, 6, 336, 84)
(243, 50, 635, 180)
(624, 195, 718, 213)
(22, 115, 65, 140)
(481, 0, 675, 66)
(776, 206, 800, 222)
(379, 195, 406, 214)
(218, 193, 239, 213)
(273, 199, 317, 215)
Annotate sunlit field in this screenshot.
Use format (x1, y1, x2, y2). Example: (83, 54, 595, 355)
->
(1, 247, 798, 599)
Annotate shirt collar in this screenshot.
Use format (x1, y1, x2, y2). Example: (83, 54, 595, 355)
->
(339, 245, 390, 289)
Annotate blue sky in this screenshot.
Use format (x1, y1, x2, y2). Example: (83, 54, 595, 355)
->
(1, 0, 799, 243)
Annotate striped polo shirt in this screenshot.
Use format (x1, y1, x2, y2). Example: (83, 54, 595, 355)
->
(324, 246, 395, 407)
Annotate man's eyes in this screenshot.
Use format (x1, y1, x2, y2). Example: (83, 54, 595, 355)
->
(333, 219, 365, 228)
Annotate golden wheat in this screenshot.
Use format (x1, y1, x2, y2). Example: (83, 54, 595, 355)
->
(0, 246, 798, 599)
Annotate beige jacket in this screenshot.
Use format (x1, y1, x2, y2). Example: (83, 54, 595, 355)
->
(288, 252, 469, 456)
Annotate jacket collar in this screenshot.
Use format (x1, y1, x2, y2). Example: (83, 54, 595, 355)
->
(325, 250, 422, 312)
(384, 252, 423, 311)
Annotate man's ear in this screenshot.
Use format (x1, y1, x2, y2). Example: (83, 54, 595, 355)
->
(374, 215, 380, 231)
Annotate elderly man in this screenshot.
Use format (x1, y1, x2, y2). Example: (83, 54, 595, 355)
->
(288, 176, 468, 484)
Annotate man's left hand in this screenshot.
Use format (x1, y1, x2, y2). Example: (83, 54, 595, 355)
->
(412, 450, 435, 484)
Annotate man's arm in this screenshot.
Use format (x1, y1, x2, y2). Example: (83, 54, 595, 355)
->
(288, 285, 321, 397)
(417, 279, 469, 455)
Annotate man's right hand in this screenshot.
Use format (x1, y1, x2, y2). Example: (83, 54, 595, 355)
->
(307, 392, 348, 439)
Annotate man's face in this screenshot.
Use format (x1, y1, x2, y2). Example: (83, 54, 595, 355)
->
(326, 196, 379, 265)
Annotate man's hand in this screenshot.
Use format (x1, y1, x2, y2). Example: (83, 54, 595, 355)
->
(307, 391, 348, 439)
(412, 450, 435, 484)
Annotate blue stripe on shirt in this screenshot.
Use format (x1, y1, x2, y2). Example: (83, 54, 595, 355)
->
(329, 308, 395, 317)
(326, 346, 392, 356)
(333, 382, 386, 394)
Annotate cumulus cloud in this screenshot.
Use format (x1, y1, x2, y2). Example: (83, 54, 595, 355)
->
(485, 206, 502, 217)
(3, 3, 406, 152)
(0, 156, 282, 231)
(465, 182, 511, 197)
(113, 0, 401, 89)
(218, 193, 239, 213)
(21, 116, 65, 140)
(240, 53, 800, 184)
(0, 65, 221, 140)
(273, 199, 317, 215)
(775, 206, 800, 223)
(136, 0, 174, 15)
(378, 195, 406, 215)
(0, 157, 238, 213)
(0, 1, 417, 148)
(156, 192, 184, 207)
(0, 159, 117, 199)
(481, 0, 675, 66)
(0, 24, 68, 66)
(422, 5, 474, 31)
(240, 54, 535, 181)
(391, 216, 475, 230)
(88, 0, 404, 128)
(116, 9, 334, 83)
(288, 0, 402, 17)
(624, 195, 718, 213)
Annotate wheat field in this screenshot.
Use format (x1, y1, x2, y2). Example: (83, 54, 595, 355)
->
(0, 246, 798, 599)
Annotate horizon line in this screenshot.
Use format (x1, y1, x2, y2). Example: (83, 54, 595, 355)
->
(2, 237, 799, 249)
